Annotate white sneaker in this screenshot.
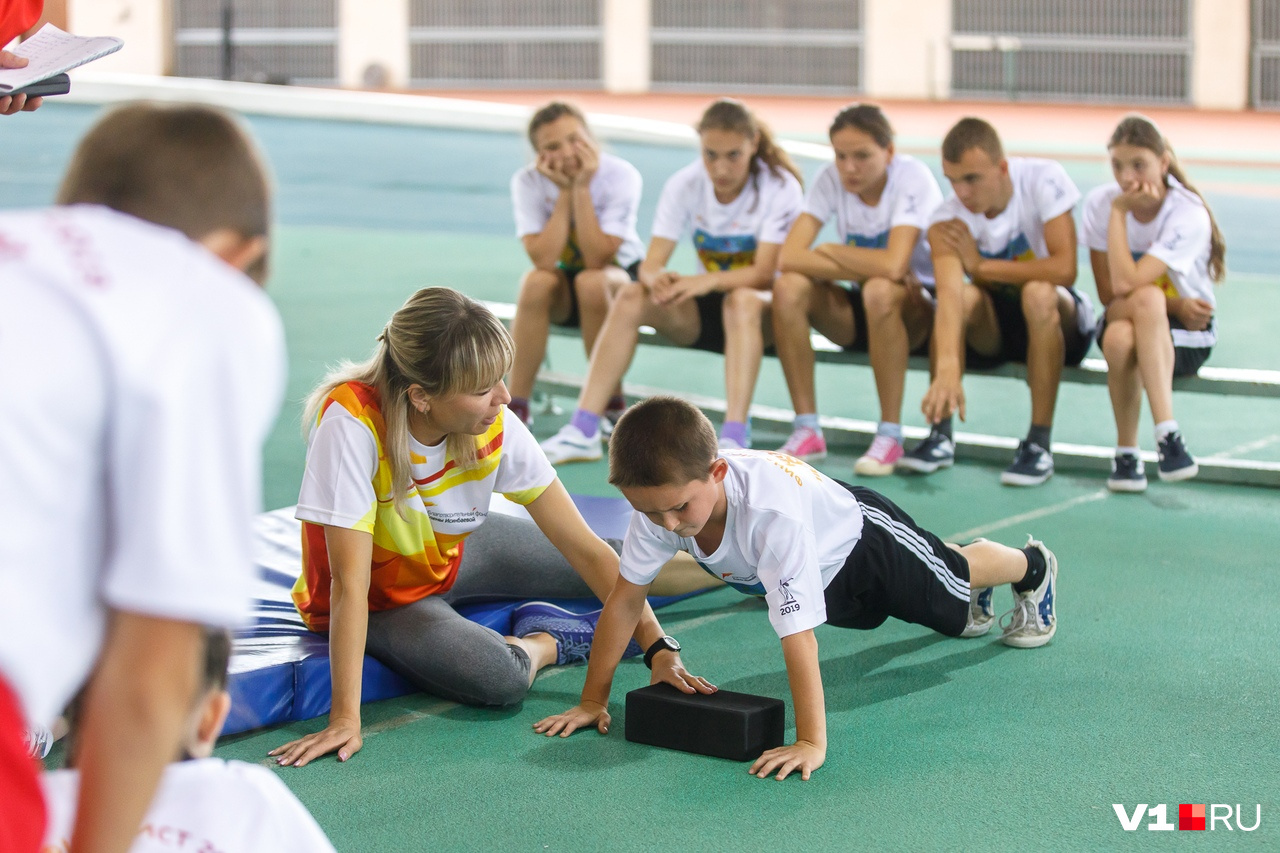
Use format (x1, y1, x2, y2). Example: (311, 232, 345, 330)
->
(961, 586, 995, 638)
(540, 423, 603, 464)
(1000, 537, 1057, 648)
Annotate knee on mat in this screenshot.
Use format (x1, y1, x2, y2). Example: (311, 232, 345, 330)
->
(465, 665, 530, 708)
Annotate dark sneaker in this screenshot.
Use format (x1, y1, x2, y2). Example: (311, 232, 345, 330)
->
(1107, 452, 1148, 493)
(510, 602, 641, 665)
(1001, 440, 1054, 487)
(1157, 431, 1198, 482)
(896, 432, 955, 474)
(1000, 537, 1057, 648)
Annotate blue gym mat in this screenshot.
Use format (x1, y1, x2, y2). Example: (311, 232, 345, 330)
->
(224, 494, 701, 735)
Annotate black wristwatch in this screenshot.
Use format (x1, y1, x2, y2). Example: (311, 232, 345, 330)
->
(643, 635, 681, 669)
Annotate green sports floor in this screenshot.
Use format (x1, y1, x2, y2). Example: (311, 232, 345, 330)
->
(4, 101, 1279, 851)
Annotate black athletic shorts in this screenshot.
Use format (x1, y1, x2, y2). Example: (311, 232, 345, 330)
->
(838, 283, 870, 353)
(1096, 314, 1213, 378)
(966, 284, 1095, 369)
(554, 261, 642, 329)
(823, 485, 971, 637)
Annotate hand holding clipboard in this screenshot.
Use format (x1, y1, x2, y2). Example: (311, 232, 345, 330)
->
(0, 24, 123, 114)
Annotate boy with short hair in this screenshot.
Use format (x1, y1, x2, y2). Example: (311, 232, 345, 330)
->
(0, 102, 285, 851)
(903, 117, 1094, 486)
(535, 396, 1057, 781)
(42, 629, 336, 852)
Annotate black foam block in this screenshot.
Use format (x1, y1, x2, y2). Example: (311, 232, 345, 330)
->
(624, 683, 785, 761)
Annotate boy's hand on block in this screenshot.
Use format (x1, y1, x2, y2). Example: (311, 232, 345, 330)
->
(533, 700, 610, 737)
(649, 654, 718, 695)
(749, 740, 826, 782)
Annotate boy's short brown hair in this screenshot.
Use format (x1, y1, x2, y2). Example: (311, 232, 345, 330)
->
(608, 396, 718, 489)
(941, 116, 1004, 165)
(57, 102, 270, 243)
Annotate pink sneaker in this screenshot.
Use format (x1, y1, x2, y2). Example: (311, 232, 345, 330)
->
(855, 434, 904, 476)
(778, 426, 827, 462)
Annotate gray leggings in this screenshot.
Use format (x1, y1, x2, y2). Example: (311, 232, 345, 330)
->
(364, 512, 603, 707)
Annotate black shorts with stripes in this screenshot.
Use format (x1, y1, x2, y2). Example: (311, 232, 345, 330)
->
(823, 485, 971, 637)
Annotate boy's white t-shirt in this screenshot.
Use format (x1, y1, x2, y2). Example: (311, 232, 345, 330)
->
(929, 156, 1080, 265)
(651, 161, 803, 273)
(510, 152, 645, 269)
(42, 758, 336, 852)
(619, 451, 864, 639)
(804, 154, 944, 284)
(1080, 176, 1216, 348)
(0, 205, 286, 727)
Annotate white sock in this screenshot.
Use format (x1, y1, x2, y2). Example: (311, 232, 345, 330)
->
(1116, 446, 1140, 457)
(1154, 420, 1179, 441)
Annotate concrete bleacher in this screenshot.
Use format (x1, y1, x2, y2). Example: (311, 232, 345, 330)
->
(483, 300, 1280, 488)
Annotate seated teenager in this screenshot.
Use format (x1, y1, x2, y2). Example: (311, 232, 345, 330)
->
(1082, 114, 1224, 491)
(507, 101, 644, 427)
(772, 103, 943, 474)
(539, 98, 804, 462)
(907, 117, 1094, 486)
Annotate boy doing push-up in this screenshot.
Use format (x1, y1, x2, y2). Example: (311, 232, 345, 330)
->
(535, 397, 1058, 781)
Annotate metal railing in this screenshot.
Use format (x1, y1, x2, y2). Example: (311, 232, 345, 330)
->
(951, 0, 1193, 104)
(174, 0, 337, 85)
(408, 0, 602, 88)
(650, 0, 863, 94)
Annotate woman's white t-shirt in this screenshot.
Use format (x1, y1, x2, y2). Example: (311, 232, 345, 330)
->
(804, 153, 944, 284)
(1080, 176, 1216, 348)
(510, 152, 645, 269)
(651, 161, 804, 273)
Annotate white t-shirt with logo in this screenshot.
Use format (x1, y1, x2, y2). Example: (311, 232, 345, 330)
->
(929, 156, 1080, 265)
(804, 154, 944, 284)
(511, 152, 645, 269)
(42, 758, 336, 852)
(297, 404, 556, 540)
(651, 161, 803, 274)
(0, 206, 286, 728)
(619, 451, 864, 639)
(1080, 176, 1216, 348)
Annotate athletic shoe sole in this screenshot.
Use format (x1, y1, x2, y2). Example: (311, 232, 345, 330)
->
(895, 456, 954, 474)
(1157, 462, 1199, 482)
(1106, 476, 1148, 493)
(854, 456, 896, 476)
(1000, 469, 1054, 487)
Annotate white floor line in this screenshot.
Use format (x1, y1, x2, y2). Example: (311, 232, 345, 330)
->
(667, 607, 752, 633)
(1205, 433, 1280, 460)
(945, 489, 1109, 542)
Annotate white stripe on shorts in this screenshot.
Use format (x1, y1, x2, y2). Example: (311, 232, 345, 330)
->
(862, 505, 970, 602)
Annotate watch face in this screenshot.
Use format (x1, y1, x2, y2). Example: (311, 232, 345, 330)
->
(664, 636, 681, 652)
